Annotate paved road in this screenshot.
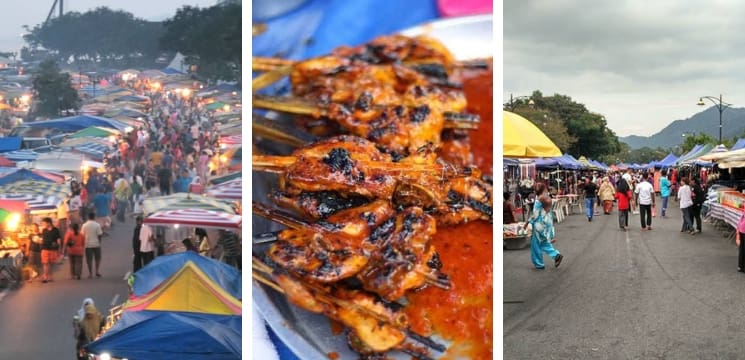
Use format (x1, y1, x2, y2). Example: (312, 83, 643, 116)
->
(504, 198, 745, 359)
(0, 216, 135, 359)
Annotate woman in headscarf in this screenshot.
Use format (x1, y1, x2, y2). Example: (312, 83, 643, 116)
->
(598, 177, 616, 215)
(524, 182, 564, 270)
(75, 301, 105, 360)
(615, 174, 632, 231)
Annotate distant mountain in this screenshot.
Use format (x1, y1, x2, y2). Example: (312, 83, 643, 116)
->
(619, 107, 745, 149)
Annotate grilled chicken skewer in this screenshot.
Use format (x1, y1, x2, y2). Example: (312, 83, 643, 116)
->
(252, 258, 445, 358)
(254, 201, 449, 299)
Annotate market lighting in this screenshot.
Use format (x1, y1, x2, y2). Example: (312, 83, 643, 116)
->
(182, 88, 191, 98)
(222, 104, 230, 112)
(5, 213, 21, 232)
(20, 95, 30, 103)
(174, 224, 180, 229)
(99, 353, 111, 360)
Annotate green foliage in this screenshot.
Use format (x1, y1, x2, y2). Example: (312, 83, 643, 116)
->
(680, 132, 717, 153)
(510, 107, 577, 152)
(160, 4, 241, 83)
(513, 90, 621, 159)
(23, 7, 163, 67)
(31, 60, 81, 118)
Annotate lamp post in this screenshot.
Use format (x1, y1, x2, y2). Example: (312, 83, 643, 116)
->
(507, 93, 534, 111)
(697, 94, 731, 144)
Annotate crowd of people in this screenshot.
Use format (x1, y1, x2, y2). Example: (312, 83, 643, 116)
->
(508, 168, 711, 271)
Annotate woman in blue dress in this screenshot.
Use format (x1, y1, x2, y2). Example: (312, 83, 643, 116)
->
(524, 182, 564, 270)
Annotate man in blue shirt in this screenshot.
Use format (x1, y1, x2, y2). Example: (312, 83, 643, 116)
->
(92, 188, 112, 232)
(659, 169, 672, 218)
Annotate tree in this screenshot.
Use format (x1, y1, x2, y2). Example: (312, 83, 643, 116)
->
(22, 7, 163, 67)
(31, 60, 81, 118)
(680, 132, 717, 153)
(511, 106, 577, 152)
(526, 90, 621, 159)
(160, 3, 241, 83)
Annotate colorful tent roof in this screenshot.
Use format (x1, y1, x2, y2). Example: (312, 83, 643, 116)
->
(731, 139, 745, 151)
(206, 178, 242, 200)
(69, 126, 119, 139)
(0, 180, 71, 198)
(0, 168, 64, 185)
(24, 115, 129, 132)
(220, 134, 242, 147)
(209, 172, 241, 185)
(655, 153, 679, 168)
(3, 149, 37, 162)
(86, 310, 241, 360)
(0, 137, 21, 152)
(0, 193, 60, 214)
(144, 208, 242, 230)
(131, 252, 241, 299)
(142, 193, 235, 215)
(124, 261, 241, 315)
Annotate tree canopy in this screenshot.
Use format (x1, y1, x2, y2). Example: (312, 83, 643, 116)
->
(160, 3, 241, 83)
(680, 132, 718, 153)
(31, 59, 81, 118)
(507, 91, 621, 159)
(23, 7, 163, 67)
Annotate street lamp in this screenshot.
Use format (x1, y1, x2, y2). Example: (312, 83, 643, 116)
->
(697, 94, 731, 144)
(506, 93, 534, 111)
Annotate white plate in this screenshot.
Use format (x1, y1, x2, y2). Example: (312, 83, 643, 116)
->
(253, 14, 493, 360)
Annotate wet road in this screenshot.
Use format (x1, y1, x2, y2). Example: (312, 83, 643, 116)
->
(504, 198, 745, 359)
(0, 216, 134, 359)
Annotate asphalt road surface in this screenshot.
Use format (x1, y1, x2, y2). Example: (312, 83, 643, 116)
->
(504, 198, 745, 359)
(0, 216, 135, 359)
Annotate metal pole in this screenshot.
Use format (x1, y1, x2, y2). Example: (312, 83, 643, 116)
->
(719, 94, 723, 144)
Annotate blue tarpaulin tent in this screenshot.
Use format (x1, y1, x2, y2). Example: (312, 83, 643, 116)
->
(24, 115, 129, 132)
(0, 168, 58, 186)
(85, 311, 241, 360)
(731, 139, 745, 151)
(0, 137, 21, 152)
(655, 153, 679, 168)
(131, 252, 241, 299)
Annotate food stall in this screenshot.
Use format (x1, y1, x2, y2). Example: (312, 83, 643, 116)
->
(0, 199, 29, 288)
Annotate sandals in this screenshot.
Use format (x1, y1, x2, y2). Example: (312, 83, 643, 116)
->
(554, 254, 564, 268)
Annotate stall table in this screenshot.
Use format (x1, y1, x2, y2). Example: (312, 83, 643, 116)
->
(0, 249, 23, 289)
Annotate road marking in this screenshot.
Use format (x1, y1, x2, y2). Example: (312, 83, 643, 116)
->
(110, 294, 120, 306)
(123, 271, 131, 281)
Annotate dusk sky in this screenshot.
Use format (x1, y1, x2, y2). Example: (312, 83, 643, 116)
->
(504, 0, 745, 138)
(0, 0, 216, 54)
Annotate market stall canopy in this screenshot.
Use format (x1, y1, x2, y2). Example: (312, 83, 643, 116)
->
(205, 101, 229, 111)
(655, 153, 679, 168)
(678, 144, 714, 165)
(731, 138, 745, 151)
(0, 199, 26, 221)
(0, 180, 71, 198)
(219, 135, 241, 148)
(103, 107, 147, 119)
(131, 252, 241, 299)
(113, 94, 151, 103)
(3, 150, 37, 162)
(675, 144, 704, 165)
(145, 208, 241, 230)
(85, 310, 241, 360)
(124, 261, 241, 315)
(577, 156, 598, 170)
(68, 126, 119, 139)
(0, 193, 61, 214)
(206, 178, 241, 200)
(698, 144, 745, 162)
(24, 115, 129, 132)
(209, 172, 241, 185)
(0, 168, 63, 185)
(142, 193, 235, 215)
(0, 137, 21, 152)
(503, 110, 562, 158)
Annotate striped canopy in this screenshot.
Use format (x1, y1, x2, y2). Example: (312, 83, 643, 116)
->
(0, 193, 61, 214)
(220, 135, 241, 147)
(71, 142, 113, 160)
(142, 193, 235, 215)
(144, 208, 241, 230)
(205, 178, 241, 200)
(3, 150, 38, 162)
(0, 180, 71, 198)
(208, 172, 241, 185)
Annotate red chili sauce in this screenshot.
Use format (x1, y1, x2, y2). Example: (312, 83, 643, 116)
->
(404, 62, 493, 360)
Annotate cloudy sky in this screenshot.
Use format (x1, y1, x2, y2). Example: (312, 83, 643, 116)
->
(0, 0, 216, 54)
(504, 0, 745, 137)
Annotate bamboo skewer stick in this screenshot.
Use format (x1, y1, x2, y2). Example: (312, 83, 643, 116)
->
(252, 154, 453, 174)
(252, 118, 315, 148)
(252, 257, 446, 354)
(253, 94, 479, 130)
(252, 56, 490, 71)
(252, 65, 293, 92)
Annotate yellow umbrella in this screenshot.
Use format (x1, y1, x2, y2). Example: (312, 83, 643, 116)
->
(503, 110, 562, 158)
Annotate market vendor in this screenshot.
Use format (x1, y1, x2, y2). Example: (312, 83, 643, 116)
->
(504, 192, 516, 224)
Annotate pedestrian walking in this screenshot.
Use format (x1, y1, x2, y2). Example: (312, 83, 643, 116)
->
(57, 199, 69, 260)
(81, 212, 103, 278)
(635, 172, 655, 230)
(27, 223, 42, 281)
(132, 216, 144, 272)
(92, 187, 112, 233)
(40, 217, 62, 283)
(615, 175, 632, 231)
(74, 302, 104, 360)
(524, 183, 563, 270)
(65, 223, 85, 280)
(583, 177, 598, 222)
(678, 177, 694, 234)
(659, 169, 671, 217)
(690, 177, 705, 234)
(736, 211, 745, 273)
(139, 221, 156, 266)
(598, 177, 615, 215)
